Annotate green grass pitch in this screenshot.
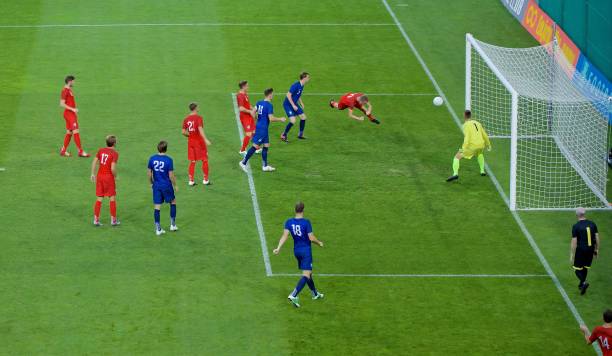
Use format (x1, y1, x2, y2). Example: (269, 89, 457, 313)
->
(0, 0, 610, 354)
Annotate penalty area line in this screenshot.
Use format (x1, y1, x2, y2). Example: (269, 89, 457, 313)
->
(380, 1, 600, 354)
(272, 273, 550, 278)
(231, 93, 273, 277)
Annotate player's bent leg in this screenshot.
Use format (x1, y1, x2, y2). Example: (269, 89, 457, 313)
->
(447, 152, 463, 182)
(477, 153, 486, 176)
(298, 114, 307, 139)
(240, 145, 259, 171)
(281, 116, 296, 142)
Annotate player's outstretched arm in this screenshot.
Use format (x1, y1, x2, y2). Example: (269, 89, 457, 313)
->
(199, 126, 211, 146)
(181, 128, 189, 137)
(579, 325, 594, 344)
(594, 233, 600, 256)
(299, 98, 305, 109)
(273, 230, 290, 254)
(269, 114, 286, 123)
(308, 233, 323, 247)
(90, 157, 99, 182)
(347, 108, 364, 121)
(364, 103, 372, 116)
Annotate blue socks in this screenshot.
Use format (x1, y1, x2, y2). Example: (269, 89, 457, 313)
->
(243, 146, 256, 164)
(154, 209, 161, 229)
(262, 147, 269, 167)
(291, 276, 308, 297)
(283, 122, 293, 136)
(170, 204, 176, 225)
(306, 277, 317, 296)
(299, 119, 306, 137)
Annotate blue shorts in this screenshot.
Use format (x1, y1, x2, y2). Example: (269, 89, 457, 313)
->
(283, 101, 304, 118)
(294, 249, 313, 271)
(152, 185, 175, 204)
(251, 131, 269, 145)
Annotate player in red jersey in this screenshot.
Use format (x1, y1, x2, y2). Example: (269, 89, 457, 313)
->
(236, 80, 257, 155)
(59, 75, 89, 157)
(580, 309, 612, 355)
(182, 102, 212, 186)
(90, 135, 119, 226)
(329, 93, 380, 124)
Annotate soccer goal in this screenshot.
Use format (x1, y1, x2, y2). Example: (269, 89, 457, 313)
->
(465, 33, 610, 211)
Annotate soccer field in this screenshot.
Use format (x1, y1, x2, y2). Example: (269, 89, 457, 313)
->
(1, 0, 610, 354)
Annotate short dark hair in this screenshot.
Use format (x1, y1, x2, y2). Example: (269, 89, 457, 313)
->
(264, 88, 274, 97)
(295, 202, 305, 213)
(157, 140, 168, 153)
(358, 95, 369, 103)
(65, 75, 75, 84)
(106, 135, 116, 147)
(299, 72, 309, 80)
(189, 102, 198, 111)
(464, 110, 472, 118)
(604, 309, 612, 323)
(239, 80, 248, 89)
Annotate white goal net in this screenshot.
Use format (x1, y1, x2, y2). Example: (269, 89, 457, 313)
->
(466, 33, 610, 210)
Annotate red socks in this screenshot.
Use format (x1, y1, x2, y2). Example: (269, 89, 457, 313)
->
(110, 201, 116, 219)
(73, 133, 83, 152)
(202, 161, 209, 181)
(188, 162, 196, 181)
(94, 201, 102, 221)
(241, 135, 251, 151)
(61, 134, 72, 152)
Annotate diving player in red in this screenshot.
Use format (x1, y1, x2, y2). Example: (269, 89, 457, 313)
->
(90, 135, 119, 226)
(59, 75, 89, 157)
(329, 93, 380, 124)
(182, 102, 212, 186)
(237, 80, 257, 155)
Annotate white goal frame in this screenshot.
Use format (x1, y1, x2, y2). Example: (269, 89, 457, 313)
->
(465, 33, 610, 211)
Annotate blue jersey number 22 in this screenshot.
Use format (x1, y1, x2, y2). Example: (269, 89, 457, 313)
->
(153, 160, 165, 172)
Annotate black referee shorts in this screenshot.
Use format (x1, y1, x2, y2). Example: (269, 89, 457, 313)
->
(573, 249, 595, 270)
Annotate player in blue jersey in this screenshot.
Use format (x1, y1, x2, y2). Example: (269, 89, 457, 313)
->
(147, 141, 178, 236)
(280, 72, 310, 142)
(273, 202, 324, 308)
(239, 88, 286, 172)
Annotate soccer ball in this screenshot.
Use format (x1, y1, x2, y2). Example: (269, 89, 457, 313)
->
(433, 96, 444, 106)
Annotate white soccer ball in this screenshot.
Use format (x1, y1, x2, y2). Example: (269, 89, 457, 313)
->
(433, 96, 444, 106)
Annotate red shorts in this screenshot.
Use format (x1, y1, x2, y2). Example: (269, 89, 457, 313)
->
(240, 116, 255, 133)
(188, 142, 208, 161)
(63, 110, 79, 130)
(96, 175, 116, 197)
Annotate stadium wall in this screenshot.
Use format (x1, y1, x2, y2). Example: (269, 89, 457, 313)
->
(500, 0, 611, 123)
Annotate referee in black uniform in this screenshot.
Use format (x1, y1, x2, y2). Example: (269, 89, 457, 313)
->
(570, 207, 600, 295)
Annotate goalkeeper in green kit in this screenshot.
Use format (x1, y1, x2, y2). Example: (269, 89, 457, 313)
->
(447, 110, 491, 182)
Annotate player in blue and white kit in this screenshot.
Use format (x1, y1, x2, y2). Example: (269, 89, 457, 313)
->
(273, 202, 324, 308)
(280, 72, 310, 142)
(147, 140, 178, 236)
(239, 88, 286, 172)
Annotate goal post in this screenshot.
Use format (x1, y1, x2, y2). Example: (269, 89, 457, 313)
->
(465, 33, 610, 211)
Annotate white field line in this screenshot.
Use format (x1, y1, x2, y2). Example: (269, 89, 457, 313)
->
(302, 93, 436, 96)
(0, 23, 395, 29)
(380, 1, 598, 353)
(273, 273, 550, 278)
(0, 167, 5, 171)
(231, 93, 273, 277)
